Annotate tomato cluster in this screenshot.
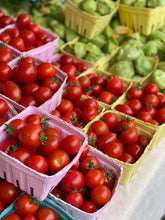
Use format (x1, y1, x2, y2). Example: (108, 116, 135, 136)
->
(0, 56, 62, 107)
(86, 111, 150, 164)
(0, 13, 53, 52)
(0, 10, 13, 29)
(78, 72, 124, 105)
(51, 148, 116, 213)
(0, 45, 14, 64)
(2, 193, 59, 220)
(51, 90, 101, 129)
(0, 179, 21, 215)
(0, 113, 82, 175)
(115, 83, 165, 126)
(53, 54, 89, 81)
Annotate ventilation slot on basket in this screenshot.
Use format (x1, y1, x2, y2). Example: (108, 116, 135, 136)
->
(3, 171, 6, 180)
(76, 24, 79, 33)
(140, 25, 143, 34)
(83, 29, 87, 37)
(16, 180, 20, 188)
(30, 187, 34, 196)
(151, 24, 155, 33)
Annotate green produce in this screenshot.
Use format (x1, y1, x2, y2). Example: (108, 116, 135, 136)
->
(156, 62, 165, 72)
(150, 69, 165, 91)
(73, 42, 87, 59)
(86, 42, 104, 56)
(97, 0, 115, 15)
(109, 60, 135, 78)
(120, 0, 135, 6)
(143, 40, 164, 56)
(147, 30, 165, 42)
(79, 0, 97, 14)
(70, 0, 83, 7)
(147, 0, 165, 8)
(103, 41, 117, 53)
(134, 56, 153, 76)
(133, 0, 147, 7)
(103, 25, 114, 40)
(89, 34, 107, 48)
(65, 28, 78, 42)
(54, 38, 65, 54)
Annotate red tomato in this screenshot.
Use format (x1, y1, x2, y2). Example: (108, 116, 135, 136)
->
(114, 104, 133, 116)
(143, 94, 159, 108)
(0, 64, 12, 80)
(36, 32, 47, 42)
(22, 82, 40, 96)
(155, 108, 165, 124)
(0, 199, 3, 214)
(91, 184, 111, 206)
(56, 98, 73, 114)
(126, 86, 143, 100)
(74, 62, 88, 72)
(103, 141, 123, 159)
(11, 147, 33, 164)
(22, 213, 36, 220)
(80, 144, 89, 159)
(91, 76, 106, 87)
(137, 111, 152, 123)
(97, 132, 117, 151)
(0, 33, 11, 43)
(0, 181, 20, 205)
(61, 64, 77, 80)
(80, 106, 98, 124)
(15, 194, 39, 216)
(102, 112, 118, 130)
(0, 10, 4, 18)
(98, 91, 115, 105)
(15, 62, 38, 84)
(37, 63, 56, 80)
(119, 153, 135, 164)
(47, 149, 70, 173)
(79, 155, 99, 174)
(61, 135, 81, 156)
(66, 84, 82, 101)
(86, 131, 97, 147)
(21, 30, 36, 46)
(18, 124, 42, 149)
(51, 109, 61, 118)
(0, 15, 13, 28)
(2, 80, 22, 102)
(0, 48, 13, 64)
(125, 143, 143, 160)
(106, 75, 124, 95)
(35, 207, 58, 220)
(0, 98, 8, 117)
(81, 200, 97, 213)
(150, 119, 160, 126)
(19, 95, 39, 107)
(143, 83, 159, 95)
(0, 137, 15, 153)
(51, 187, 63, 199)
(85, 168, 104, 188)
(16, 13, 31, 29)
(82, 98, 99, 110)
(41, 76, 61, 93)
(100, 167, 116, 189)
(157, 94, 165, 108)
(137, 134, 150, 149)
(25, 114, 41, 126)
(2, 213, 21, 220)
(9, 37, 25, 52)
(34, 86, 53, 104)
(141, 105, 156, 118)
(90, 120, 109, 137)
(118, 118, 136, 131)
(44, 127, 61, 139)
(127, 99, 143, 115)
(60, 54, 74, 66)
(27, 23, 40, 35)
(66, 192, 84, 208)
(6, 28, 20, 38)
(120, 128, 138, 145)
(27, 155, 48, 174)
(61, 169, 85, 193)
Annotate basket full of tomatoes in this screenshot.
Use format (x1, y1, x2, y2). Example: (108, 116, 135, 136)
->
(0, 55, 67, 113)
(0, 13, 59, 62)
(0, 192, 76, 220)
(84, 110, 157, 185)
(49, 146, 122, 220)
(0, 106, 88, 201)
(113, 83, 165, 149)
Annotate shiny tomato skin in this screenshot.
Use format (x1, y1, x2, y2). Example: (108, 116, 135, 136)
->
(61, 169, 85, 193)
(11, 147, 33, 164)
(97, 132, 117, 151)
(119, 153, 135, 164)
(25, 114, 41, 125)
(102, 112, 118, 130)
(61, 64, 77, 80)
(51, 109, 61, 118)
(78, 75, 91, 89)
(80, 106, 98, 124)
(157, 94, 165, 108)
(103, 141, 123, 159)
(91, 184, 111, 206)
(16, 13, 31, 29)
(0, 33, 12, 43)
(114, 104, 133, 116)
(37, 62, 56, 80)
(79, 155, 99, 174)
(0, 64, 12, 80)
(22, 213, 36, 220)
(34, 86, 53, 104)
(56, 98, 73, 114)
(15, 194, 39, 216)
(47, 149, 70, 174)
(35, 207, 59, 220)
(143, 94, 159, 108)
(60, 54, 74, 66)
(137, 134, 150, 149)
(61, 135, 81, 156)
(137, 111, 152, 123)
(120, 128, 138, 145)
(51, 187, 63, 199)
(125, 143, 143, 161)
(19, 95, 39, 107)
(0, 181, 20, 205)
(74, 62, 88, 72)
(26, 155, 48, 174)
(66, 192, 84, 208)
(41, 77, 61, 93)
(0, 137, 15, 153)
(106, 75, 124, 95)
(0, 98, 8, 117)
(66, 85, 82, 101)
(0, 15, 13, 28)
(85, 168, 104, 188)
(18, 124, 42, 149)
(2, 213, 21, 220)
(155, 108, 165, 124)
(9, 37, 25, 52)
(44, 127, 61, 139)
(2, 80, 22, 102)
(127, 99, 143, 115)
(0, 49, 13, 64)
(81, 200, 97, 213)
(118, 119, 136, 131)
(90, 120, 109, 137)
(141, 105, 156, 118)
(20, 30, 36, 46)
(98, 91, 115, 105)
(82, 98, 99, 110)
(126, 87, 143, 100)
(27, 23, 40, 35)
(143, 83, 159, 95)
(100, 167, 116, 189)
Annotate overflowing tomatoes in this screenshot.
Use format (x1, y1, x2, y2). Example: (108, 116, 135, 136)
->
(0, 113, 82, 175)
(0, 10, 14, 29)
(0, 13, 53, 52)
(114, 83, 165, 126)
(51, 148, 116, 213)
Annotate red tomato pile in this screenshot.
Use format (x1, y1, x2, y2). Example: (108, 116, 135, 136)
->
(0, 98, 9, 125)
(2, 193, 59, 220)
(86, 111, 150, 164)
(0, 113, 82, 175)
(115, 83, 165, 126)
(0, 179, 21, 215)
(51, 148, 116, 213)
(78, 72, 124, 105)
(0, 10, 13, 29)
(51, 90, 101, 129)
(53, 54, 89, 81)
(0, 13, 53, 52)
(0, 46, 14, 64)
(0, 56, 62, 107)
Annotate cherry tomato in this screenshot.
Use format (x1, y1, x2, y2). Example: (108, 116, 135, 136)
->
(137, 111, 152, 123)
(66, 84, 82, 101)
(100, 167, 116, 189)
(60, 54, 74, 66)
(155, 108, 165, 124)
(9, 37, 25, 52)
(61, 135, 81, 156)
(102, 112, 118, 130)
(0, 98, 8, 117)
(2, 213, 21, 220)
(0, 15, 13, 28)
(97, 132, 117, 151)
(119, 153, 135, 164)
(27, 23, 40, 35)
(118, 118, 136, 131)
(85, 168, 104, 188)
(86, 131, 97, 147)
(143, 83, 159, 95)
(2, 80, 22, 102)
(114, 104, 133, 116)
(37, 63, 56, 80)
(91, 184, 111, 206)
(127, 99, 143, 115)
(74, 62, 88, 72)
(56, 98, 73, 114)
(90, 120, 109, 137)
(157, 94, 165, 108)
(35, 207, 58, 220)
(137, 134, 150, 149)
(79, 155, 99, 174)
(66, 192, 84, 208)
(11, 147, 33, 164)
(47, 149, 70, 174)
(61, 64, 77, 80)
(0, 64, 12, 80)
(98, 91, 115, 105)
(0, 33, 11, 43)
(80, 144, 89, 159)
(21, 30, 36, 46)
(0, 137, 15, 153)
(80, 106, 98, 124)
(34, 86, 53, 104)
(120, 128, 138, 145)
(126, 86, 143, 100)
(44, 127, 61, 139)
(27, 155, 48, 174)
(141, 105, 156, 118)
(51, 109, 61, 118)
(25, 114, 41, 126)
(107, 75, 124, 95)
(125, 143, 143, 160)
(16, 13, 31, 29)
(143, 94, 159, 108)
(51, 187, 62, 199)
(81, 200, 97, 213)
(41, 76, 61, 93)
(91, 76, 106, 87)
(22, 213, 36, 220)
(0, 48, 13, 64)
(19, 95, 39, 107)
(104, 141, 123, 159)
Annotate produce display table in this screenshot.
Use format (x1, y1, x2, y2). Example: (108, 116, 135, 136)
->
(98, 137, 165, 220)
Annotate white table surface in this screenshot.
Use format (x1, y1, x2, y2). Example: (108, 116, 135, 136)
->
(98, 136, 165, 220)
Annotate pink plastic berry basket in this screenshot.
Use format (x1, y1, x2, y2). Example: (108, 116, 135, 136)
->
(0, 24, 59, 62)
(1, 55, 68, 113)
(0, 106, 88, 201)
(49, 146, 123, 220)
(0, 94, 17, 121)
